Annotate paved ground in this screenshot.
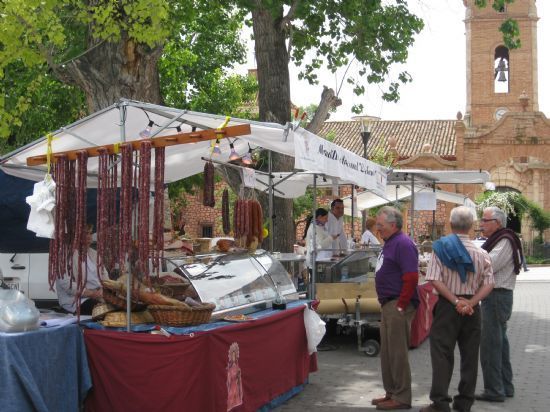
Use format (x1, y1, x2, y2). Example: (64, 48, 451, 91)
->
(277, 266, 550, 412)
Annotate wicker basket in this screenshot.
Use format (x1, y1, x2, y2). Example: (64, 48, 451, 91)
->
(148, 302, 216, 326)
(159, 283, 190, 298)
(92, 303, 117, 321)
(100, 310, 155, 327)
(102, 288, 143, 311)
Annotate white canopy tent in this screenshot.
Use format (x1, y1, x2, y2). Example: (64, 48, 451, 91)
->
(0, 99, 388, 195)
(252, 171, 353, 199)
(342, 168, 490, 239)
(0, 99, 297, 185)
(342, 184, 478, 217)
(386, 169, 490, 186)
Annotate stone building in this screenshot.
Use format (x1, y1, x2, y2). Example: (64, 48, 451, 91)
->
(178, 0, 548, 245)
(318, 0, 549, 243)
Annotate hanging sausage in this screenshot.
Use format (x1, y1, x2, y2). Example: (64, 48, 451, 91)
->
(222, 188, 230, 235)
(151, 146, 166, 277)
(118, 143, 133, 273)
(203, 160, 215, 207)
(232, 198, 263, 250)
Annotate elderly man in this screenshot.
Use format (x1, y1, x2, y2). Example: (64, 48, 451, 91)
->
(476, 206, 524, 402)
(420, 207, 494, 412)
(326, 198, 348, 254)
(371, 206, 418, 410)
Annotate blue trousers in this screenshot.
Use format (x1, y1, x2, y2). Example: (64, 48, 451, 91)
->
(479, 289, 514, 398)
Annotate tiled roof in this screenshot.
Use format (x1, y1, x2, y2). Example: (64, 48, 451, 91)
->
(317, 120, 456, 158)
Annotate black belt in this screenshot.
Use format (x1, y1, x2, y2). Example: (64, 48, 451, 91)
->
(380, 297, 398, 306)
(493, 288, 511, 292)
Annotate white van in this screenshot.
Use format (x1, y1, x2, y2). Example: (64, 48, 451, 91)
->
(0, 169, 96, 308)
(0, 252, 58, 308)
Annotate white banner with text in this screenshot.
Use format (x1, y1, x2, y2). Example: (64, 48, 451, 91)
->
(294, 129, 387, 197)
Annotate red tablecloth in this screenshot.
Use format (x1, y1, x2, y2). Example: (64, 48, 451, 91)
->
(410, 282, 439, 348)
(84, 305, 317, 412)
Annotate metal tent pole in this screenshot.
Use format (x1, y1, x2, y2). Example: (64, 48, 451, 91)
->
(268, 150, 274, 252)
(410, 175, 415, 240)
(310, 174, 318, 300)
(119, 103, 133, 333)
(351, 185, 355, 243)
(432, 183, 436, 240)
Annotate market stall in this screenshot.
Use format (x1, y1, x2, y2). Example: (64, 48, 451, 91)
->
(83, 301, 316, 412)
(1, 100, 351, 411)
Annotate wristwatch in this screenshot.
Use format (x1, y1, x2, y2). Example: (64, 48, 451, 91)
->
(453, 298, 459, 306)
(396, 306, 404, 313)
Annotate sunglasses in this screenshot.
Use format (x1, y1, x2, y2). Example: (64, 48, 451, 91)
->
(480, 218, 497, 223)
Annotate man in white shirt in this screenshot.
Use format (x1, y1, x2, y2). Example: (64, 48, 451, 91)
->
(56, 226, 105, 315)
(476, 206, 523, 403)
(326, 198, 348, 254)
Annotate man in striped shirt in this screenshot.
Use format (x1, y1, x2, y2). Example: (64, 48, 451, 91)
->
(420, 206, 494, 412)
(476, 206, 523, 402)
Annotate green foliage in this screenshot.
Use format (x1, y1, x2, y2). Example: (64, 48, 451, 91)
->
(292, 187, 330, 221)
(526, 202, 550, 243)
(525, 256, 550, 265)
(279, 0, 425, 110)
(475, 191, 529, 217)
(474, 0, 520, 49)
(0, 0, 253, 143)
(159, 4, 257, 117)
(0, 66, 86, 154)
(475, 190, 550, 242)
(368, 136, 396, 168)
(293, 188, 316, 221)
(324, 130, 336, 142)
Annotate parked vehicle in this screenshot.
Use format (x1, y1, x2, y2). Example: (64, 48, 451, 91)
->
(0, 170, 97, 308)
(0, 252, 57, 307)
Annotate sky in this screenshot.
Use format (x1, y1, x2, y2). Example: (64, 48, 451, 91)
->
(235, 0, 549, 121)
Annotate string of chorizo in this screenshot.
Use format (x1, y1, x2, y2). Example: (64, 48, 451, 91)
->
(73, 150, 88, 316)
(118, 143, 133, 272)
(138, 140, 151, 283)
(152, 146, 165, 277)
(222, 189, 230, 235)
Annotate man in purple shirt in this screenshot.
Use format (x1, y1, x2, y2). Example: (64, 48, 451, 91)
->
(371, 206, 419, 411)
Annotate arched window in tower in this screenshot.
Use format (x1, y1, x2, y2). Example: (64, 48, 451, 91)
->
(494, 46, 510, 93)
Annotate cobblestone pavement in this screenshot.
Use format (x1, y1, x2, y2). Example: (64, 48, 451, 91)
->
(277, 266, 550, 412)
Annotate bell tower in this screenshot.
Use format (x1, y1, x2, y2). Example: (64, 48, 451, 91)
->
(464, 0, 539, 127)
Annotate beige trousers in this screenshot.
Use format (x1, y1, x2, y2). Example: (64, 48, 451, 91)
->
(379, 300, 416, 405)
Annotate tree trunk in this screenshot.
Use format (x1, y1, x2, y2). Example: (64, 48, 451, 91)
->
(55, 34, 163, 111)
(252, 5, 295, 253)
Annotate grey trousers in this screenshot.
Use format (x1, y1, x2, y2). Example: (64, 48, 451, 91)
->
(480, 289, 514, 398)
(380, 300, 416, 405)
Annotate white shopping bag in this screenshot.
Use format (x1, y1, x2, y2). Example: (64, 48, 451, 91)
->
(303, 304, 326, 354)
(26, 177, 56, 239)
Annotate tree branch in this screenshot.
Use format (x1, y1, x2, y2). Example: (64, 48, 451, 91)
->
(306, 86, 342, 134)
(286, 25, 293, 62)
(280, 0, 300, 30)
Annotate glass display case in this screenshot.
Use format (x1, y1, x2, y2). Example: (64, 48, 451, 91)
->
(163, 251, 298, 316)
(315, 248, 380, 284)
